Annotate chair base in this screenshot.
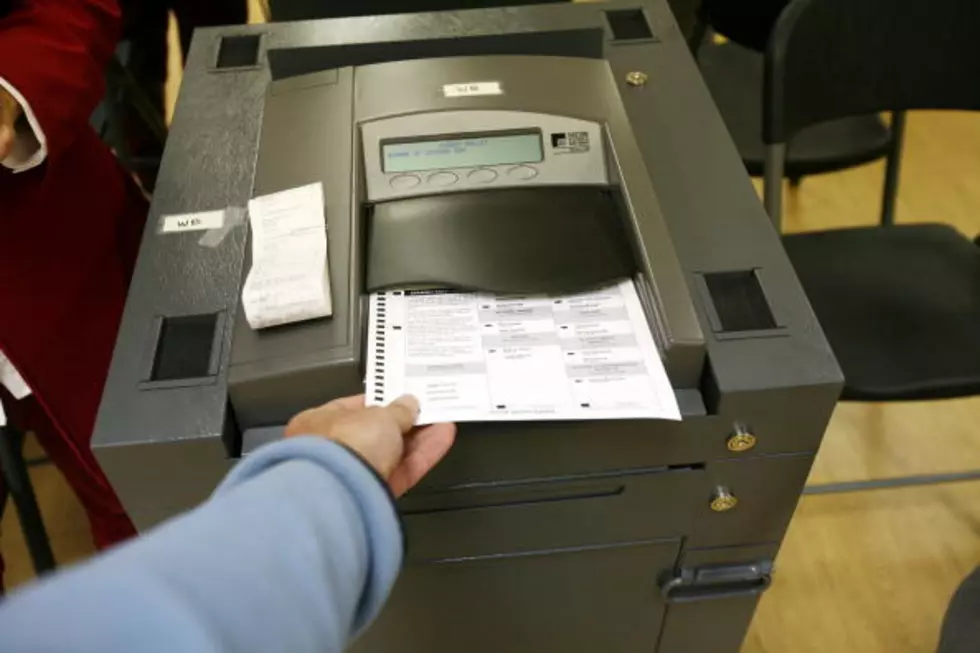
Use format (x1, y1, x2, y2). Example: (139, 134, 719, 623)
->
(805, 470, 980, 495)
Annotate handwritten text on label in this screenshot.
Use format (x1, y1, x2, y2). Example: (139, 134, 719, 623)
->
(160, 210, 226, 234)
(442, 81, 503, 98)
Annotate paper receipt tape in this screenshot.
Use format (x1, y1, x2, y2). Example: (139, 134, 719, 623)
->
(241, 183, 333, 329)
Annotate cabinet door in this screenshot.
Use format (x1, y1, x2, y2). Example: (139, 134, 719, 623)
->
(352, 540, 680, 653)
(400, 467, 701, 560)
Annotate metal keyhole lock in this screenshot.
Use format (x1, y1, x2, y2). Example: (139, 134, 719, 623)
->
(727, 425, 757, 453)
(710, 486, 738, 512)
(625, 71, 649, 87)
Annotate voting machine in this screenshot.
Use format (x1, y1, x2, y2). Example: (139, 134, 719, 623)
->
(92, 3, 842, 652)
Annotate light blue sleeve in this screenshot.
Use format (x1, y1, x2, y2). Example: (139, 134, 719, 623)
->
(0, 436, 404, 653)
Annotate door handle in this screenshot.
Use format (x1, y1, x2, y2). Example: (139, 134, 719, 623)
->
(659, 561, 773, 603)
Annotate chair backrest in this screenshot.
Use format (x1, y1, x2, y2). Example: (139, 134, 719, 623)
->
(764, 0, 980, 144)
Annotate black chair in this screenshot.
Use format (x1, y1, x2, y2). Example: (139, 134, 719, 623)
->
(758, 0, 980, 493)
(938, 565, 980, 653)
(0, 425, 56, 576)
(695, 0, 901, 223)
(699, 0, 787, 52)
(101, 52, 168, 179)
(91, 43, 168, 190)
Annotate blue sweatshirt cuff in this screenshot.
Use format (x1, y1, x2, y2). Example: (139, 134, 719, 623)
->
(216, 437, 404, 633)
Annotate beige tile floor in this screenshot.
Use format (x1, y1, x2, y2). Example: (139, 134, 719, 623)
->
(4, 7, 980, 652)
(743, 111, 980, 653)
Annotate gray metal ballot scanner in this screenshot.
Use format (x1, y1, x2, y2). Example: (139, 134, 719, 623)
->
(91, 2, 842, 652)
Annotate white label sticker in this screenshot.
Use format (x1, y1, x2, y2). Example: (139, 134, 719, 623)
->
(442, 81, 503, 98)
(160, 210, 225, 234)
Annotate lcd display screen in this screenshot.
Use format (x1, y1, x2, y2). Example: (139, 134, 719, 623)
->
(382, 133, 543, 173)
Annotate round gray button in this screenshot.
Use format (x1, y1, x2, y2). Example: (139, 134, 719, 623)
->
(468, 168, 499, 184)
(508, 165, 539, 181)
(389, 174, 421, 190)
(428, 171, 459, 187)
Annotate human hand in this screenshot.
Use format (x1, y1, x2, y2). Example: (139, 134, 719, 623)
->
(0, 86, 21, 161)
(284, 394, 456, 497)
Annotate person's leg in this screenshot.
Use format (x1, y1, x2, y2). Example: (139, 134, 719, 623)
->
(6, 395, 136, 551)
(172, 0, 248, 63)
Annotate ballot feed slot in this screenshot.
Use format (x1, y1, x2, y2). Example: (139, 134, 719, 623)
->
(398, 466, 703, 560)
(399, 475, 632, 514)
(403, 484, 624, 515)
(365, 187, 636, 295)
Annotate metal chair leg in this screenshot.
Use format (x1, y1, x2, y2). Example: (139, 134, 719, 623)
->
(0, 426, 56, 575)
(687, 9, 710, 54)
(763, 143, 787, 230)
(106, 57, 168, 146)
(804, 469, 980, 495)
(880, 111, 907, 226)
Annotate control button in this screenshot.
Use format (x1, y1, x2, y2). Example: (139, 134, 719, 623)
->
(508, 165, 539, 181)
(389, 174, 421, 190)
(428, 171, 459, 187)
(468, 168, 499, 184)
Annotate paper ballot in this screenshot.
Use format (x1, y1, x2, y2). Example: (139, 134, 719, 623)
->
(242, 183, 333, 329)
(366, 279, 681, 424)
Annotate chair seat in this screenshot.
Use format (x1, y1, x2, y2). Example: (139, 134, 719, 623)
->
(698, 40, 893, 178)
(783, 223, 980, 401)
(938, 566, 980, 653)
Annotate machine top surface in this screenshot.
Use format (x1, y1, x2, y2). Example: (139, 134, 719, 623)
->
(92, 0, 841, 454)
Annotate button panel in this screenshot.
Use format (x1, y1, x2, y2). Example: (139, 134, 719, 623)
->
(427, 171, 459, 187)
(508, 165, 539, 181)
(468, 168, 499, 184)
(385, 163, 545, 193)
(389, 174, 421, 190)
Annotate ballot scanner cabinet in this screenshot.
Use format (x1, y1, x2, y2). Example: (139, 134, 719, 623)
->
(91, 3, 843, 652)
(353, 454, 814, 653)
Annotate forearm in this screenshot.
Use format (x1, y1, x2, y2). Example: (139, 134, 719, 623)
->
(0, 437, 403, 653)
